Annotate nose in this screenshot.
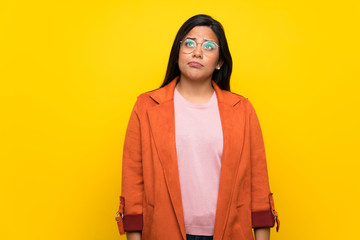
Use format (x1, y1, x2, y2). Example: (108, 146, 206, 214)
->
(192, 43, 203, 58)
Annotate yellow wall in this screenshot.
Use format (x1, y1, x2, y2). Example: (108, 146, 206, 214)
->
(1, 0, 359, 239)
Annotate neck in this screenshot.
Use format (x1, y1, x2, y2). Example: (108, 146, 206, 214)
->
(175, 75, 215, 104)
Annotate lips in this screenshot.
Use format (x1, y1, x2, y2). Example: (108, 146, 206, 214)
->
(188, 61, 203, 68)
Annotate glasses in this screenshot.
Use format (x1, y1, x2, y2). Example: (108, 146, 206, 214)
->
(179, 38, 219, 56)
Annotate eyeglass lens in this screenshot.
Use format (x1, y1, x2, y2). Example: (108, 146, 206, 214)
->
(180, 39, 218, 56)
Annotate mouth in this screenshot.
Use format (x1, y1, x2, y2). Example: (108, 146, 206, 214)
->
(188, 61, 204, 68)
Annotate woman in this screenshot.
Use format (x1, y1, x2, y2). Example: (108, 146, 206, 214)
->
(115, 14, 279, 240)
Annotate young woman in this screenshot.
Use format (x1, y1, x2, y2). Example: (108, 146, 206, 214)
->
(115, 14, 279, 240)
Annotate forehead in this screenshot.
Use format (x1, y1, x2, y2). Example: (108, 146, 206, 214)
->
(184, 26, 218, 43)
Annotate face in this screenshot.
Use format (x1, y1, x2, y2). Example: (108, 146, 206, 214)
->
(178, 26, 223, 83)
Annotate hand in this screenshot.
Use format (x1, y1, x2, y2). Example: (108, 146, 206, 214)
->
(254, 227, 270, 240)
(126, 232, 141, 240)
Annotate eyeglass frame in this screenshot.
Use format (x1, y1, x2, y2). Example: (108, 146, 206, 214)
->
(179, 38, 220, 56)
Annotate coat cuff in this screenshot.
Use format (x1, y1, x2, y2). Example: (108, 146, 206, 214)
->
(123, 214, 143, 232)
(251, 210, 275, 228)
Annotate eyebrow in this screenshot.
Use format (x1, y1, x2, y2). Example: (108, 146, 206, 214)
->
(185, 37, 213, 42)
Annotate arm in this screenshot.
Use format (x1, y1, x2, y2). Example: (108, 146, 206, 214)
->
(248, 100, 279, 232)
(116, 99, 144, 235)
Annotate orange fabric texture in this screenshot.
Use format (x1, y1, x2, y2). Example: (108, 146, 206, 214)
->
(118, 76, 279, 239)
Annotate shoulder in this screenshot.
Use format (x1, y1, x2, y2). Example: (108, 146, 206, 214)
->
(130, 87, 164, 114)
(219, 90, 261, 119)
(136, 87, 161, 103)
(217, 88, 251, 107)
(137, 91, 153, 101)
(224, 90, 248, 101)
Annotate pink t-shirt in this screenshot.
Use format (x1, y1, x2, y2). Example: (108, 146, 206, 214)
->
(174, 86, 223, 236)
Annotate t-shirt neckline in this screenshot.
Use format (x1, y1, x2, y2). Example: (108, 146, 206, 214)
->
(174, 87, 217, 109)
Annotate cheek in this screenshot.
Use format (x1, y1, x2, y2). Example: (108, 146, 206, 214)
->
(178, 53, 187, 64)
(205, 56, 220, 68)
(178, 54, 188, 70)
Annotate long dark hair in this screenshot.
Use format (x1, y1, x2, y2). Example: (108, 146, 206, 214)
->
(160, 14, 232, 91)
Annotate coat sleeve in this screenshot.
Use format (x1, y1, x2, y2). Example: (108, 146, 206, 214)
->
(116, 99, 143, 234)
(248, 100, 280, 231)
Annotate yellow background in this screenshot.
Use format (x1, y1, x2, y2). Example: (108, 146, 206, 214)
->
(1, 0, 359, 239)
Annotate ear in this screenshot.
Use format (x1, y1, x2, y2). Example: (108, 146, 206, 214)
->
(216, 59, 224, 70)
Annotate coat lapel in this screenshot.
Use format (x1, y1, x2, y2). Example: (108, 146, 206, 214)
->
(212, 84, 245, 240)
(147, 77, 245, 240)
(147, 76, 187, 239)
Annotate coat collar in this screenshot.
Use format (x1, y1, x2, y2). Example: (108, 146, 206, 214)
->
(149, 76, 242, 107)
(147, 76, 245, 239)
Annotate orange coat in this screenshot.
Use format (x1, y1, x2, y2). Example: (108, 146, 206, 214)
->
(116, 77, 279, 239)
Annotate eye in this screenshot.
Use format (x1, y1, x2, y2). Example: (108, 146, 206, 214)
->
(203, 41, 217, 50)
(184, 39, 196, 47)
